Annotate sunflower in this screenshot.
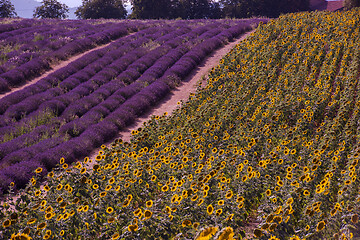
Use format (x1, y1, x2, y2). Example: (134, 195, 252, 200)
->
(351, 214, 359, 223)
(106, 207, 114, 214)
(265, 189, 271, 196)
(146, 200, 153, 208)
(128, 224, 138, 232)
(56, 184, 63, 191)
(3, 219, 11, 228)
(316, 221, 326, 232)
(112, 233, 120, 240)
(108, 217, 116, 223)
(10, 233, 32, 240)
(216, 227, 235, 240)
(207, 204, 214, 215)
(195, 226, 218, 240)
(80, 168, 86, 174)
(144, 210, 153, 220)
(225, 190, 233, 199)
(193, 222, 200, 229)
(37, 222, 47, 230)
(182, 219, 192, 227)
(27, 218, 36, 225)
(134, 208, 142, 217)
(45, 213, 54, 220)
(162, 185, 169, 192)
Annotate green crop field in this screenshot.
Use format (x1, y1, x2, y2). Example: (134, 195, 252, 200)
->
(2, 9, 360, 240)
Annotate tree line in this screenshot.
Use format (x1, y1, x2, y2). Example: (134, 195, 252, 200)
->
(0, 0, 359, 19)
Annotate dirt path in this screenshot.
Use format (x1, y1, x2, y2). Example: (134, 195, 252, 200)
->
(0, 41, 114, 100)
(85, 29, 255, 162)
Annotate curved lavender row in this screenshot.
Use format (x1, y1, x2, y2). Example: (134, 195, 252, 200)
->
(0, 30, 164, 122)
(0, 20, 262, 195)
(0, 28, 181, 158)
(33, 22, 252, 164)
(56, 29, 204, 137)
(1, 21, 235, 142)
(0, 22, 113, 76)
(0, 24, 191, 123)
(0, 22, 151, 93)
(0, 19, 249, 126)
(0, 28, 156, 118)
(54, 23, 226, 137)
(0, 33, 144, 116)
(0, 25, 192, 156)
(0, 19, 41, 34)
(0, 22, 220, 165)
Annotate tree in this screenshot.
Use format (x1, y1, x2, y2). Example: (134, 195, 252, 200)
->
(208, 1, 222, 19)
(33, 0, 69, 19)
(0, 0, 17, 18)
(127, 0, 218, 19)
(128, 0, 172, 19)
(75, 0, 127, 19)
(178, 0, 212, 19)
(344, 0, 360, 9)
(220, 0, 309, 18)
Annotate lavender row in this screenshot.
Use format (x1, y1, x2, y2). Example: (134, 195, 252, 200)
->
(0, 26, 130, 92)
(0, 19, 263, 195)
(19, 23, 219, 133)
(0, 21, 160, 93)
(0, 25, 188, 154)
(0, 22, 218, 164)
(0, 24, 198, 151)
(55, 26, 212, 137)
(0, 20, 253, 127)
(0, 26, 177, 121)
(0, 27, 162, 119)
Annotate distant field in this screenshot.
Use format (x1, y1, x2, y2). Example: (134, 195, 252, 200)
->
(0, 18, 263, 195)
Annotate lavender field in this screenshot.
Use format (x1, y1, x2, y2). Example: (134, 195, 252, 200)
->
(0, 18, 266, 195)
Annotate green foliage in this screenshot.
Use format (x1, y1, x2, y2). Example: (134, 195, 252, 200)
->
(33, 34, 45, 42)
(127, 0, 222, 19)
(220, 0, 309, 18)
(75, 0, 127, 19)
(1, 109, 59, 144)
(128, 0, 173, 19)
(344, 0, 360, 9)
(0, 0, 17, 18)
(174, 0, 222, 19)
(33, 0, 69, 19)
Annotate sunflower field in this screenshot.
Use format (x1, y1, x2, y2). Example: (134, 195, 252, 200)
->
(2, 9, 360, 240)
